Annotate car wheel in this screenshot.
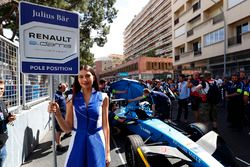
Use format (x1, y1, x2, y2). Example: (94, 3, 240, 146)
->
(186, 122, 209, 142)
(125, 134, 145, 167)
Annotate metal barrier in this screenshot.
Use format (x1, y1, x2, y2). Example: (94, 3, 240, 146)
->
(0, 35, 50, 110)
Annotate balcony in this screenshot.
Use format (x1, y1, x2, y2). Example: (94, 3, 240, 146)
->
(175, 55, 180, 61)
(212, 13, 224, 25)
(194, 49, 202, 56)
(187, 29, 194, 37)
(180, 50, 193, 57)
(174, 18, 179, 25)
(228, 36, 241, 46)
(192, 1, 201, 12)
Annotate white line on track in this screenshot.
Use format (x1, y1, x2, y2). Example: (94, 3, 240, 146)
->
(236, 156, 250, 166)
(111, 136, 126, 165)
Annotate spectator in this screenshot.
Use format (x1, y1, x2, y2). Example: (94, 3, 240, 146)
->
(48, 65, 110, 167)
(99, 78, 107, 93)
(225, 73, 244, 131)
(202, 71, 220, 130)
(188, 72, 202, 122)
(65, 84, 73, 102)
(152, 80, 164, 93)
(0, 80, 16, 166)
(176, 74, 190, 123)
(54, 83, 67, 153)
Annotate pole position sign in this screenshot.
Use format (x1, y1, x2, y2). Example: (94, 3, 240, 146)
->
(19, 1, 80, 75)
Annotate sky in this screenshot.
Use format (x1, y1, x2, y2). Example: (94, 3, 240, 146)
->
(3, 0, 150, 59)
(91, 0, 150, 60)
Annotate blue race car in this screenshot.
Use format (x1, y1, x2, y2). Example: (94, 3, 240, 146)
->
(110, 79, 239, 167)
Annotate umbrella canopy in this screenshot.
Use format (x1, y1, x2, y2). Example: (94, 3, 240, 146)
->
(110, 78, 145, 100)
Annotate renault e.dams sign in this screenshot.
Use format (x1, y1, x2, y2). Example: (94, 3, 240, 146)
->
(19, 2, 79, 74)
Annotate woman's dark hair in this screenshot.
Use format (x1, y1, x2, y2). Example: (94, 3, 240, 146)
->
(72, 65, 99, 102)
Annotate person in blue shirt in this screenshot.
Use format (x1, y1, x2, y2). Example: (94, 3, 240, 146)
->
(176, 74, 190, 123)
(54, 83, 67, 152)
(128, 88, 171, 121)
(225, 73, 244, 130)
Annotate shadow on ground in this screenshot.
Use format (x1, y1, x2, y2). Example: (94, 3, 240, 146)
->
(22, 141, 53, 165)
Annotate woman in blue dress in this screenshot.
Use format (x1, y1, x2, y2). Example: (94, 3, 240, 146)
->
(49, 65, 110, 167)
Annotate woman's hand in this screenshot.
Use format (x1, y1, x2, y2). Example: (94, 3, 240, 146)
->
(7, 113, 16, 124)
(106, 152, 111, 167)
(48, 102, 61, 116)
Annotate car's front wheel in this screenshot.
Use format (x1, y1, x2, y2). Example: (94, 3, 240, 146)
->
(125, 134, 145, 167)
(186, 122, 209, 141)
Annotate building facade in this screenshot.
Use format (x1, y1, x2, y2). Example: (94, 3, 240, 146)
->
(108, 54, 124, 67)
(124, 0, 172, 60)
(99, 56, 173, 81)
(172, 0, 250, 76)
(94, 54, 124, 79)
(94, 57, 112, 78)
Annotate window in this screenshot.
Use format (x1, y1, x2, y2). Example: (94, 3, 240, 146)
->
(193, 42, 201, 56)
(175, 25, 185, 38)
(228, 0, 244, 8)
(174, 18, 179, 25)
(204, 28, 224, 46)
(147, 62, 151, 70)
(193, 42, 201, 51)
(193, 1, 201, 12)
(242, 23, 249, 33)
(180, 47, 185, 54)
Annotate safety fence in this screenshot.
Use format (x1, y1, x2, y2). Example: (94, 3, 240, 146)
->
(0, 35, 50, 110)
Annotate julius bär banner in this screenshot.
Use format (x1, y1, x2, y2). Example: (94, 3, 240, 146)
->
(19, 1, 79, 75)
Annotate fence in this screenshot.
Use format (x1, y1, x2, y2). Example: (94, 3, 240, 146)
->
(0, 35, 50, 110)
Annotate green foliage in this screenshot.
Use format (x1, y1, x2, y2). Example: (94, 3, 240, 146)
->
(0, 0, 118, 65)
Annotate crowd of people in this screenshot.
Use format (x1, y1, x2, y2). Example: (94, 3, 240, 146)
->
(105, 69, 250, 133)
(47, 65, 250, 167)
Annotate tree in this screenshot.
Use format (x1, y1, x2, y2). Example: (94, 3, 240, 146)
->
(0, 0, 118, 65)
(0, 0, 19, 41)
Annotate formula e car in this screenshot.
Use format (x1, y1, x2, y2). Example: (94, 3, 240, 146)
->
(110, 78, 239, 167)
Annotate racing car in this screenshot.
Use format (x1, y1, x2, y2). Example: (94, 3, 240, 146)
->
(110, 78, 239, 167)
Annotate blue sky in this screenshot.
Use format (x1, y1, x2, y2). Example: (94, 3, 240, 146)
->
(91, 0, 150, 59)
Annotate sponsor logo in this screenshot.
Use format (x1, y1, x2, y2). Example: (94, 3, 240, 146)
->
(29, 41, 71, 48)
(28, 32, 72, 48)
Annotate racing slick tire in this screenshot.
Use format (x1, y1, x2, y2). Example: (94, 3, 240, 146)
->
(125, 134, 145, 167)
(186, 122, 209, 142)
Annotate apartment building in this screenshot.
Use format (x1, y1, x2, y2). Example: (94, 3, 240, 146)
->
(172, 0, 250, 76)
(124, 0, 172, 60)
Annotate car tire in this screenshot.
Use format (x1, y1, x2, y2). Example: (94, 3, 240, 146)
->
(125, 134, 145, 167)
(186, 122, 208, 142)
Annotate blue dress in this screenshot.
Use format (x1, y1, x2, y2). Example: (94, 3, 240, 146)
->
(65, 90, 106, 167)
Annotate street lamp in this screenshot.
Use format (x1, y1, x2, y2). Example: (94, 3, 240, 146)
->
(209, 0, 227, 76)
